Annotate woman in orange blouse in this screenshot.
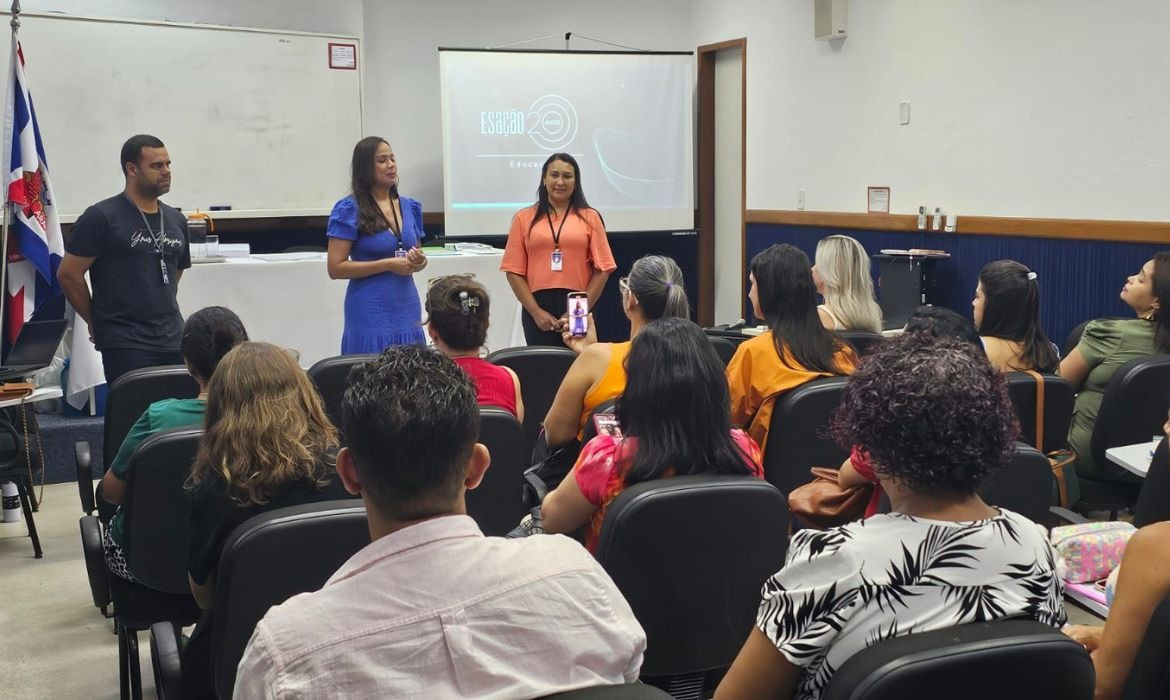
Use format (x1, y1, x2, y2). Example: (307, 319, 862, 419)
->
(501, 153, 617, 346)
(727, 244, 856, 457)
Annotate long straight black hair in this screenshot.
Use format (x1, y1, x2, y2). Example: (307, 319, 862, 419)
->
(751, 244, 849, 374)
(1150, 252, 1170, 353)
(526, 152, 602, 235)
(350, 136, 400, 235)
(617, 317, 755, 485)
(976, 260, 1059, 373)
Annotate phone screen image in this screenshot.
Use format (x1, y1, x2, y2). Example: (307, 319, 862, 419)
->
(568, 293, 589, 337)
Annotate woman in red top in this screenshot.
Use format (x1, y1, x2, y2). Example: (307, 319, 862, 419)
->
(541, 317, 763, 551)
(426, 275, 524, 420)
(501, 153, 617, 346)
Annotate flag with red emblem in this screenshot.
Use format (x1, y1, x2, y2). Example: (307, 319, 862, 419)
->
(2, 33, 63, 354)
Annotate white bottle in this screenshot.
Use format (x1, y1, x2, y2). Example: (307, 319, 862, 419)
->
(916, 206, 927, 230)
(931, 207, 943, 231)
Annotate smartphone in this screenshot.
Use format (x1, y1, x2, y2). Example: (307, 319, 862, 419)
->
(567, 292, 589, 338)
(593, 411, 622, 438)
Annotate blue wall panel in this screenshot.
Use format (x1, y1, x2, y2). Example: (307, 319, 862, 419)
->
(745, 224, 1169, 348)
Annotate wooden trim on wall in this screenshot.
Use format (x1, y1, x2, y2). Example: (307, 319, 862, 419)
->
(696, 37, 747, 327)
(745, 210, 1170, 245)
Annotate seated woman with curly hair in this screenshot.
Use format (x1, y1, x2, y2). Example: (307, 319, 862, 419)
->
(717, 333, 1067, 700)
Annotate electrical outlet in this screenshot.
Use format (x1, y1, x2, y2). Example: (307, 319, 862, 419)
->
(797, 189, 806, 210)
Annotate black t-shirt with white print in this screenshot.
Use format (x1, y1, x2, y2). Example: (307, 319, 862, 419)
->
(65, 194, 190, 352)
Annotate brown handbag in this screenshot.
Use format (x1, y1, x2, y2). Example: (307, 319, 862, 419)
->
(787, 467, 873, 529)
(1024, 370, 1076, 507)
(0, 382, 34, 401)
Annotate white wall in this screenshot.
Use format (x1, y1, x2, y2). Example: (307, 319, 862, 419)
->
(16, 0, 363, 35)
(362, 0, 696, 214)
(692, 0, 1170, 221)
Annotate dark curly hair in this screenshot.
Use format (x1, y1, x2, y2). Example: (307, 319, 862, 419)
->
(830, 333, 1019, 496)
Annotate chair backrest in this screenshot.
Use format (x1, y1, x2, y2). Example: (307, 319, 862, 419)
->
(122, 428, 203, 594)
(837, 330, 885, 357)
(821, 620, 1093, 700)
(594, 475, 790, 678)
(104, 366, 199, 472)
(763, 376, 851, 495)
(542, 684, 673, 699)
(1134, 436, 1170, 529)
(467, 408, 529, 536)
(212, 500, 369, 700)
(307, 354, 379, 432)
(707, 336, 737, 367)
(1091, 354, 1170, 473)
(1123, 591, 1170, 700)
(1002, 372, 1075, 452)
(487, 346, 578, 457)
(979, 443, 1054, 525)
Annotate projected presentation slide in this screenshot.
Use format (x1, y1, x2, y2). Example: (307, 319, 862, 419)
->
(440, 50, 694, 236)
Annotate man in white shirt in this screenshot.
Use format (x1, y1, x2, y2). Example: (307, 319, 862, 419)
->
(234, 346, 646, 699)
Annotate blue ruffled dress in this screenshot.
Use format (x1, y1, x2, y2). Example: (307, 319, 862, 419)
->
(327, 195, 426, 353)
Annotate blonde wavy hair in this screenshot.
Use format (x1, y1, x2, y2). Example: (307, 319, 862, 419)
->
(815, 235, 883, 333)
(188, 342, 337, 506)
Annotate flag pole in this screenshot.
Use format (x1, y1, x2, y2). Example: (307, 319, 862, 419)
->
(0, 1, 19, 346)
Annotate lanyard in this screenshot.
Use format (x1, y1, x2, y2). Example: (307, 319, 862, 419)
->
(547, 208, 569, 251)
(135, 204, 166, 254)
(385, 198, 403, 248)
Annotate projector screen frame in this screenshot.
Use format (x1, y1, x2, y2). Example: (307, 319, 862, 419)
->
(438, 47, 696, 237)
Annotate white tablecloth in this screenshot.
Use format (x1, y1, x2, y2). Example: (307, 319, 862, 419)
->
(65, 249, 525, 408)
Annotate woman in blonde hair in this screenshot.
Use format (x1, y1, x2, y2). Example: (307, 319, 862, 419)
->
(182, 342, 351, 694)
(812, 235, 882, 333)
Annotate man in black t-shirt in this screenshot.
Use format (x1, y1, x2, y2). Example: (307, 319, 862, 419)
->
(58, 135, 191, 386)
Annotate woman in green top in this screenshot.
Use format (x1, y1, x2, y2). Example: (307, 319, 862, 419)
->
(101, 305, 248, 581)
(1060, 253, 1170, 505)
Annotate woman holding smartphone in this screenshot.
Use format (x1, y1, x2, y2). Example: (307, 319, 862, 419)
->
(501, 153, 616, 346)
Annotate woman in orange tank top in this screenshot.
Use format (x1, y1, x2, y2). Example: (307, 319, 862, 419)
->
(541, 255, 692, 450)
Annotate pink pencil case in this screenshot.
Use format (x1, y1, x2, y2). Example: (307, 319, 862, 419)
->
(1050, 521, 1136, 583)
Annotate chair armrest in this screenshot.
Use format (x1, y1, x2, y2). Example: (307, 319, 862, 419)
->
(75, 441, 95, 514)
(1050, 506, 1090, 525)
(150, 621, 184, 700)
(79, 515, 111, 612)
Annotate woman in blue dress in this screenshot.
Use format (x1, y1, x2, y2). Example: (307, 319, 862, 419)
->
(327, 136, 428, 353)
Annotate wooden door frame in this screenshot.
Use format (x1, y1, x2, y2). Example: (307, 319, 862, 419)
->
(696, 38, 747, 327)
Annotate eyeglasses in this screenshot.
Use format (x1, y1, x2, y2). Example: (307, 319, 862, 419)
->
(619, 277, 630, 294)
(428, 272, 476, 289)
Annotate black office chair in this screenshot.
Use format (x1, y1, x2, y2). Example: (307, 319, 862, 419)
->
(1064, 319, 1096, 357)
(1134, 436, 1170, 528)
(763, 376, 851, 496)
(150, 500, 369, 700)
(980, 443, 1055, 526)
(467, 408, 529, 536)
(79, 428, 203, 700)
(487, 346, 578, 458)
(1080, 354, 1170, 512)
(838, 330, 885, 357)
(76, 365, 199, 515)
(543, 685, 673, 699)
(581, 398, 618, 445)
(1002, 372, 1075, 452)
(1121, 591, 1170, 699)
(594, 475, 790, 699)
(0, 409, 41, 558)
(306, 354, 378, 431)
(820, 620, 1093, 700)
(707, 336, 737, 367)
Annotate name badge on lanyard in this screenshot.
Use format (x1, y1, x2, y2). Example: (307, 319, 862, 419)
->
(548, 210, 568, 272)
(394, 247, 409, 259)
(135, 202, 170, 286)
(159, 256, 169, 285)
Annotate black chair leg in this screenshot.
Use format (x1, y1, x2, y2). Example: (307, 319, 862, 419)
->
(16, 477, 42, 559)
(118, 622, 130, 700)
(128, 628, 143, 700)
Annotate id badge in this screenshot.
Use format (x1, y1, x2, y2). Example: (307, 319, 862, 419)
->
(159, 257, 169, 285)
(394, 248, 408, 259)
(551, 249, 563, 271)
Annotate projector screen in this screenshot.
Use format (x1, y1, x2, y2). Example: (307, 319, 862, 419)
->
(439, 49, 694, 237)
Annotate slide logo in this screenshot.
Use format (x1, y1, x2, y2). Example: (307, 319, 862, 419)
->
(479, 95, 578, 151)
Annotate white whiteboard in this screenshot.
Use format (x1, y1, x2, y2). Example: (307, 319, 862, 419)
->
(1, 13, 362, 220)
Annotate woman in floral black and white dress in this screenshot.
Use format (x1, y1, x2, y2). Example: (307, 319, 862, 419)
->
(716, 333, 1067, 700)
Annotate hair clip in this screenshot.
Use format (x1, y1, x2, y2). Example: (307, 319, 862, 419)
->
(459, 290, 480, 315)
(1026, 271, 1037, 280)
